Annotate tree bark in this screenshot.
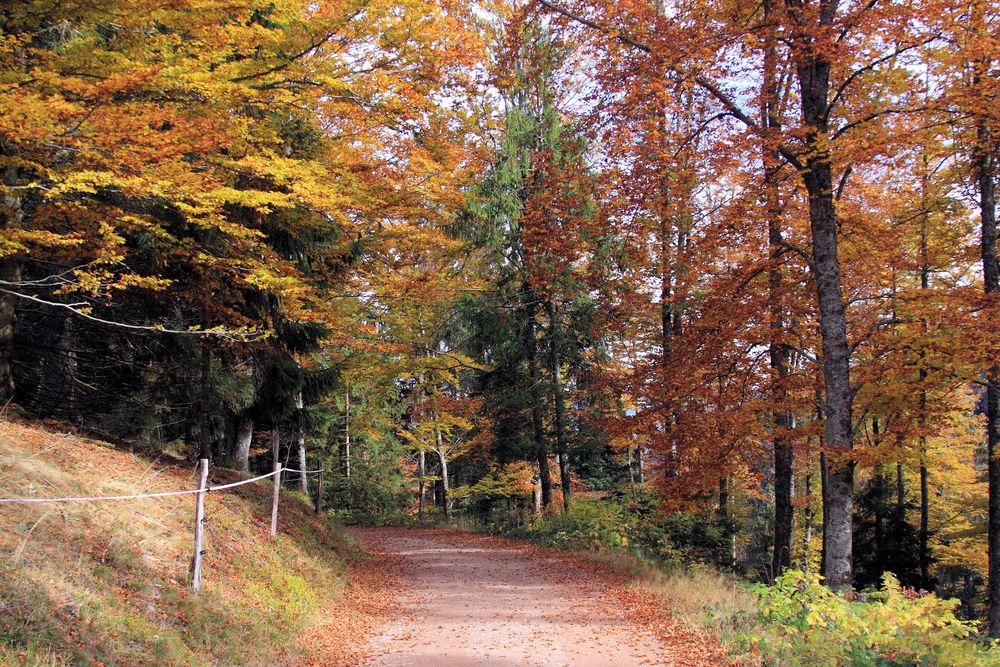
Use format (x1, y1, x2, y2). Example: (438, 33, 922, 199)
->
(636, 445, 645, 486)
(548, 298, 570, 511)
(198, 344, 212, 461)
(0, 157, 22, 404)
(804, 469, 813, 572)
(437, 447, 451, 522)
(295, 391, 308, 494)
(718, 476, 735, 568)
(762, 0, 794, 580)
(767, 244, 794, 566)
(975, 107, 1000, 635)
(657, 149, 679, 474)
(787, 0, 855, 588)
(524, 289, 552, 509)
(234, 414, 253, 472)
(343, 389, 351, 479)
(896, 463, 905, 512)
(271, 429, 280, 477)
(920, 463, 930, 587)
(918, 165, 933, 590)
(874, 466, 886, 567)
(628, 445, 636, 497)
(35, 312, 77, 420)
(418, 449, 426, 521)
(659, 212, 678, 473)
(0, 258, 19, 404)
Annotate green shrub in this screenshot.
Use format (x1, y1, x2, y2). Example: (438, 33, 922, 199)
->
(748, 569, 999, 666)
(518, 498, 631, 552)
(503, 496, 729, 568)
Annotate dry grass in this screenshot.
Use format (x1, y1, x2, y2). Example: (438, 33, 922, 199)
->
(587, 551, 761, 664)
(0, 418, 362, 666)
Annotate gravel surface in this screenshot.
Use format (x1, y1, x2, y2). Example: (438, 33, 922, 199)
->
(350, 528, 681, 667)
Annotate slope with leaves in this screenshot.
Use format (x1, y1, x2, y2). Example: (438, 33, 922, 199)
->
(0, 418, 395, 665)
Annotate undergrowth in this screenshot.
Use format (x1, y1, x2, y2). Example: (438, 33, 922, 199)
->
(750, 569, 1000, 666)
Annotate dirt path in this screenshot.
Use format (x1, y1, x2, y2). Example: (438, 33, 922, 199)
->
(348, 528, 724, 667)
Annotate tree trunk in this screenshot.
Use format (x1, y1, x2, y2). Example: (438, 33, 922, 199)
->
(659, 213, 678, 473)
(896, 463, 906, 511)
(788, 6, 855, 587)
(315, 469, 324, 516)
(920, 463, 930, 587)
(343, 389, 351, 479)
(234, 414, 253, 472)
(637, 445, 645, 486)
(533, 474, 542, 513)
(0, 158, 22, 404)
(628, 445, 636, 497)
(762, 0, 794, 579)
(963, 571, 977, 620)
(770, 245, 794, 577)
(804, 469, 813, 571)
(918, 166, 933, 590)
(0, 257, 18, 404)
(58, 313, 78, 421)
(198, 344, 212, 461)
(297, 437, 308, 494)
(418, 449, 426, 521)
(804, 144, 854, 590)
(437, 451, 450, 522)
(271, 429, 280, 480)
(296, 391, 308, 494)
(548, 298, 570, 511)
(35, 312, 77, 420)
(874, 466, 886, 566)
(718, 476, 734, 568)
(975, 109, 1000, 635)
(435, 423, 451, 522)
(525, 286, 552, 509)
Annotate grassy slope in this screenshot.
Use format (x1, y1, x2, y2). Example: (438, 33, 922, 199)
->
(0, 419, 367, 666)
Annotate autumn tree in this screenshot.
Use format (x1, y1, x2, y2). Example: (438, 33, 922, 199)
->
(0, 0, 488, 469)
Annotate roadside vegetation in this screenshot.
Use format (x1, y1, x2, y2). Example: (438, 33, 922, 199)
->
(0, 419, 370, 666)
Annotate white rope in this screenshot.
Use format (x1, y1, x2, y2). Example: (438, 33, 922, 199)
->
(0, 468, 281, 504)
(281, 468, 324, 474)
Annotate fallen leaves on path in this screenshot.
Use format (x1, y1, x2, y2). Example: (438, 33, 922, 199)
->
(296, 533, 407, 666)
(336, 527, 732, 667)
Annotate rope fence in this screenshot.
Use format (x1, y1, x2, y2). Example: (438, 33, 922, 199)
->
(1, 461, 325, 594)
(0, 469, 284, 504)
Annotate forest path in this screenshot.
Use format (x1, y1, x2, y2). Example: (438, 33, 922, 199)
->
(348, 528, 723, 667)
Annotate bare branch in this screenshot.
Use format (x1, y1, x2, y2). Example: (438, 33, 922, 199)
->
(0, 288, 262, 340)
(535, 0, 806, 171)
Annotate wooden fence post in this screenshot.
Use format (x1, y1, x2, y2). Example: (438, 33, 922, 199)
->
(270, 463, 282, 538)
(314, 468, 324, 516)
(270, 431, 281, 538)
(191, 458, 209, 593)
